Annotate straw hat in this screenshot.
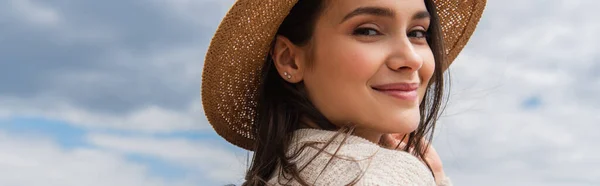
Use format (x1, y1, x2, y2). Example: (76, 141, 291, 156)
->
(202, 0, 487, 150)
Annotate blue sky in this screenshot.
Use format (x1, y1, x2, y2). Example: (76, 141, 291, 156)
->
(1, 0, 599, 185)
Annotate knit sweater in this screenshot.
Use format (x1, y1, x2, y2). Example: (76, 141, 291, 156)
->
(267, 128, 452, 186)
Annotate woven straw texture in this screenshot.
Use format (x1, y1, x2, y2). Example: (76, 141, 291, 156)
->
(202, 0, 486, 150)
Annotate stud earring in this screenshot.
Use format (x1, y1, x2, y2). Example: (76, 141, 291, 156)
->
(284, 72, 292, 79)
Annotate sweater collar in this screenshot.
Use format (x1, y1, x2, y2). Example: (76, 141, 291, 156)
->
(292, 128, 381, 147)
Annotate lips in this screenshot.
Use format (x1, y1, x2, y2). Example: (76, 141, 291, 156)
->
(371, 83, 419, 101)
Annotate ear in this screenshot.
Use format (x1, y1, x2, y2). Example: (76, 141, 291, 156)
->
(271, 35, 307, 83)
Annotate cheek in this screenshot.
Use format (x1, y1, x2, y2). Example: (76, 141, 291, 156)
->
(302, 37, 383, 122)
(421, 50, 435, 81)
(322, 44, 380, 79)
(310, 37, 382, 85)
(417, 48, 436, 99)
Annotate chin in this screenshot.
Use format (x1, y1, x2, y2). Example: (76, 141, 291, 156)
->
(387, 109, 421, 134)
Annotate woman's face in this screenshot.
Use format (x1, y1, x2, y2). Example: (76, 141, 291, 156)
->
(277, 0, 435, 140)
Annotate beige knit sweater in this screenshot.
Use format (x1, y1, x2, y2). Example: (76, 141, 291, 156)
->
(267, 129, 452, 186)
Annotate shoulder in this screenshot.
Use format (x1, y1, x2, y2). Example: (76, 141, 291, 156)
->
(358, 148, 436, 185)
(270, 129, 436, 185)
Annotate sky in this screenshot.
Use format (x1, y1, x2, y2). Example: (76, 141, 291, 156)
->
(0, 0, 598, 186)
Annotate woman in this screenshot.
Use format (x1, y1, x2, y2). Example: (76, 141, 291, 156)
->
(202, 0, 486, 185)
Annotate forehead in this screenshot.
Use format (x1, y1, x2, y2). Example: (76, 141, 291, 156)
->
(322, 0, 428, 20)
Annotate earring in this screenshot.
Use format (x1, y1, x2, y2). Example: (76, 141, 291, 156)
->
(284, 72, 292, 79)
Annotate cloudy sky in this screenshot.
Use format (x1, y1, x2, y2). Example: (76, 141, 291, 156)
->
(0, 0, 598, 185)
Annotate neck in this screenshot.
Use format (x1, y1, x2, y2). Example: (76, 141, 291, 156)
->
(300, 117, 385, 145)
(351, 127, 384, 144)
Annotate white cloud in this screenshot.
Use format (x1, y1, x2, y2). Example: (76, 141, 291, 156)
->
(153, 0, 235, 26)
(98, 44, 207, 91)
(0, 128, 249, 186)
(0, 96, 209, 133)
(9, 0, 62, 26)
(0, 130, 186, 186)
(0, 40, 210, 133)
(87, 133, 247, 184)
(3, 0, 118, 44)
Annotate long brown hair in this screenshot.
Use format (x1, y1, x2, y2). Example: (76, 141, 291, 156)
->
(243, 0, 447, 185)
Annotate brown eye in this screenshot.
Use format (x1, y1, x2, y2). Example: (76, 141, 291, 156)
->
(353, 27, 381, 36)
(408, 30, 428, 39)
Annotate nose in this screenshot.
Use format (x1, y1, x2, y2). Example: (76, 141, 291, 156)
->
(385, 38, 424, 72)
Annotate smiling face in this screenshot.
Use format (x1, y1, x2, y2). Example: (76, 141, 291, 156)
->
(273, 0, 436, 141)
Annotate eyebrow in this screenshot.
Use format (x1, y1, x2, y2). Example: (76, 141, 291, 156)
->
(341, 7, 431, 23)
(412, 11, 431, 20)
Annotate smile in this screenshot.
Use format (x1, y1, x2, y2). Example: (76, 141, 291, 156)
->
(371, 83, 419, 101)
